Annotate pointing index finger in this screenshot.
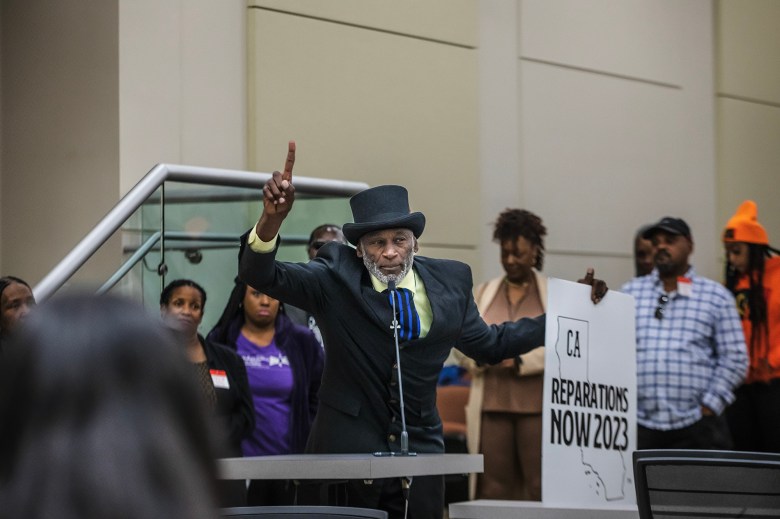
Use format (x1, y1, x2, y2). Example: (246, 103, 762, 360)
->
(283, 140, 296, 182)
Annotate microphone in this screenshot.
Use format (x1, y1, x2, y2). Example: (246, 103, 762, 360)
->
(374, 279, 416, 457)
(387, 280, 415, 518)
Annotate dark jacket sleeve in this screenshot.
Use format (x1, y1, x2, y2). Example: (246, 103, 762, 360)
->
(205, 339, 255, 449)
(238, 233, 329, 312)
(450, 262, 546, 364)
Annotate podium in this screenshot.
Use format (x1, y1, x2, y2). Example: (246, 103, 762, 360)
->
(218, 453, 482, 481)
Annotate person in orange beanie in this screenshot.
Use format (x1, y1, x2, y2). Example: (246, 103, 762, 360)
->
(723, 200, 780, 453)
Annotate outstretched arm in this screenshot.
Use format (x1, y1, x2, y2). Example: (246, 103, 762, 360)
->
(254, 140, 297, 241)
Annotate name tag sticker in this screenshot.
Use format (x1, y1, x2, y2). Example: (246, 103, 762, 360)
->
(210, 369, 229, 389)
(677, 277, 693, 297)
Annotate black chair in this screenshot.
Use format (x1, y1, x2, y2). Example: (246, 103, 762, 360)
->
(220, 505, 388, 518)
(633, 449, 780, 518)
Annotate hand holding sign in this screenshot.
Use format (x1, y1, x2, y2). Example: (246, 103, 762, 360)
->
(577, 268, 608, 304)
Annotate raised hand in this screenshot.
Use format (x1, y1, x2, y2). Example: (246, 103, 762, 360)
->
(262, 140, 296, 217)
(255, 141, 297, 241)
(577, 268, 608, 304)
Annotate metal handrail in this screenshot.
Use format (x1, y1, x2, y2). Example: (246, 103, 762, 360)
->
(96, 230, 313, 295)
(33, 163, 368, 302)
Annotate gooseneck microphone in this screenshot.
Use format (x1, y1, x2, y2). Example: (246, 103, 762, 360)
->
(387, 279, 412, 456)
(375, 280, 415, 519)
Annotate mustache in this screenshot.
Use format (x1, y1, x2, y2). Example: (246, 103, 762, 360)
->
(654, 250, 670, 261)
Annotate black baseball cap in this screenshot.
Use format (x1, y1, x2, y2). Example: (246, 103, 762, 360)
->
(642, 217, 691, 240)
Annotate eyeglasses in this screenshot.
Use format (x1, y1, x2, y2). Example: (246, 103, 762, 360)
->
(655, 294, 669, 320)
(309, 241, 328, 251)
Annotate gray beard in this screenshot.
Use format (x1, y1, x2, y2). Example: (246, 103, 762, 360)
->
(362, 249, 415, 285)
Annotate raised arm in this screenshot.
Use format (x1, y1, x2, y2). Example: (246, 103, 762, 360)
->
(255, 140, 297, 241)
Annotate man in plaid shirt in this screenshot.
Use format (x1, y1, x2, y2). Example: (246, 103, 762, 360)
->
(621, 217, 748, 450)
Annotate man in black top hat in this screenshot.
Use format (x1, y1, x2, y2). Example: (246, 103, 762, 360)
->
(239, 141, 607, 519)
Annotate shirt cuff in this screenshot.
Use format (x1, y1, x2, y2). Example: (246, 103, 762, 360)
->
(248, 226, 278, 253)
(700, 391, 727, 416)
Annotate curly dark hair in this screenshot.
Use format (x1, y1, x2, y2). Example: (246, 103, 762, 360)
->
(493, 209, 547, 270)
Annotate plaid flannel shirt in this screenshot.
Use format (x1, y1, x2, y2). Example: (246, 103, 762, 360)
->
(621, 267, 748, 430)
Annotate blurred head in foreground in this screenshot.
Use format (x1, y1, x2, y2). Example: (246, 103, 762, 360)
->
(0, 293, 218, 519)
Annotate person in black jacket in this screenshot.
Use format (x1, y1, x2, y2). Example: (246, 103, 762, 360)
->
(238, 141, 607, 519)
(208, 277, 323, 506)
(160, 279, 254, 506)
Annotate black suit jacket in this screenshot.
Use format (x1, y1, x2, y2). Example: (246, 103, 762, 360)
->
(202, 337, 254, 458)
(239, 238, 544, 455)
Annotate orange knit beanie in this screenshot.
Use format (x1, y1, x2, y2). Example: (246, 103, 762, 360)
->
(723, 200, 768, 245)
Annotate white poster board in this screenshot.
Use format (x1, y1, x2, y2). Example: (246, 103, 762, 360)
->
(542, 278, 637, 506)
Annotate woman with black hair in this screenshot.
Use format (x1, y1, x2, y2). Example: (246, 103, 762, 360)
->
(0, 293, 218, 519)
(207, 278, 323, 506)
(160, 278, 254, 506)
(0, 276, 35, 356)
(723, 200, 780, 453)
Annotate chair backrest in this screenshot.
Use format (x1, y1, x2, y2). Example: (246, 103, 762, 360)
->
(220, 505, 388, 519)
(633, 449, 780, 519)
(436, 384, 469, 438)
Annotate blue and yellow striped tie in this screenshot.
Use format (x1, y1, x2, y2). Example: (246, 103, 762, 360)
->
(388, 287, 421, 341)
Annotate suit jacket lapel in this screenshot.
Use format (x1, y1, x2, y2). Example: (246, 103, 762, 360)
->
(410, 259, 443, 342)
(358, 269, 395, 337)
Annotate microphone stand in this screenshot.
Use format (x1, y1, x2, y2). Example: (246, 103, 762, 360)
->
(373, 279, 415, 518)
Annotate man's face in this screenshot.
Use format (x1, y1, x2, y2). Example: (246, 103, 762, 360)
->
(307, 228, 347, 260)
(634, 236, 655, 277)
(0, 282, 36, 335)
(651, 231, 692, 276)
(357, 228, 418, 285)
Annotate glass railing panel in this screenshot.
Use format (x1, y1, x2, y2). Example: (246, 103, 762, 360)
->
(133, 181, 355, 324)
(33, 164, 368, 304)
(68, 185, 163, 304)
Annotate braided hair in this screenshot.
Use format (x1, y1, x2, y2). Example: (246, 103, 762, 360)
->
(725, 244, 780, 356)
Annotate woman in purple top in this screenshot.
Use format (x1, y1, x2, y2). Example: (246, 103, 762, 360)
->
(208, 277, 323, 506)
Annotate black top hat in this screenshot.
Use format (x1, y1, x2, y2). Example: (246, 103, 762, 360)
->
(642, 217, 692, 240)
(342, 185, 426, 245)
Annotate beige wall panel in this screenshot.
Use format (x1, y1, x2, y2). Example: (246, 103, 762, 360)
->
(249, 10, 479, 247)
(119, 0, 247, 193)
(717, 0, 780, 104)
(520, 0, 690, 85)
(119, 1, 181, 191)
(249, 0, 477, 47)
(717, 98, 780, 245)
(520, 62, 711, 275)
(180, 1, 247, 170)
(1, 0, 119, 285)
(476, 0, 523, 283)
(546, 253, 634, 293)
(421, 246, 478, 271)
